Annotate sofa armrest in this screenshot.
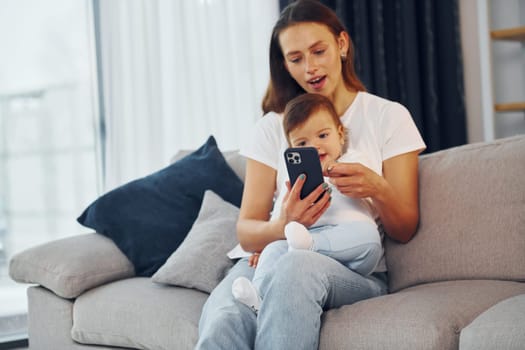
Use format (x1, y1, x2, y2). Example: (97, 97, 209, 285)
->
(459, 293, 525, 350)
(9, 233, 135, 299)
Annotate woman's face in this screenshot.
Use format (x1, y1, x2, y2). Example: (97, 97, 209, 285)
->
(279, 22, 347, 101)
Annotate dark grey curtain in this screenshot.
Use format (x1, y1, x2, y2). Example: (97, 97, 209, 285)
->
(279, 0, 467, 152)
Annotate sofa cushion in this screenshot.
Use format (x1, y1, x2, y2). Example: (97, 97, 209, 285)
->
(9, 233, 134, 299)
(152, 190, 239, 293)
(320, 280, 525, 350)
(72, 278, 207, 350)
(77, 135, 244, 277)
(459, 293, 525, 350)
(386, 135, 525, 292)
(27, 286, 118, 349)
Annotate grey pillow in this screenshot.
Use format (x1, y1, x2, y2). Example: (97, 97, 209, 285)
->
(152, 190, 239, 293)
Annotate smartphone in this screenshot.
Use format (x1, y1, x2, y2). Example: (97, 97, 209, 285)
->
(284, 147, 325, 200)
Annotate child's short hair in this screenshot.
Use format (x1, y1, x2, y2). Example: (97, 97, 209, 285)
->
(283, 93, 346, 147)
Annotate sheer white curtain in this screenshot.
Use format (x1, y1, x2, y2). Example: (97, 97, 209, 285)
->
(96, 0, 279, 190)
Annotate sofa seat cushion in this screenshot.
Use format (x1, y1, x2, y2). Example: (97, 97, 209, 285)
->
(319, 280, 525, 350)
(459, 293, 525, 350)
(72, 277, 208, 350)
(28, 286, 117, 349)
(386, 135, 525, 292)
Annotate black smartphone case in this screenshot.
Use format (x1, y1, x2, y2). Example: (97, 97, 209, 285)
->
(284, 147, 324, 200)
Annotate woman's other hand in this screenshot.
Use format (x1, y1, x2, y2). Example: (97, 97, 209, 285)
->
(327, 153, 420, 243)
(280, 174, 331, 228)
(325, 162, 384, 198)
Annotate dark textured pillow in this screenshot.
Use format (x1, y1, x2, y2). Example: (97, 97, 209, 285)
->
(77, 135, 243, 276)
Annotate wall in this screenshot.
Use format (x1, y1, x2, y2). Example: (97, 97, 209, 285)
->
(490, 0, 525, 138)
(460, 0, 525, 143)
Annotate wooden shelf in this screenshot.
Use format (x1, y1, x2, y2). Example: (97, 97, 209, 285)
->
(494, 102, 525, 112)
(491, 26, 525, 41)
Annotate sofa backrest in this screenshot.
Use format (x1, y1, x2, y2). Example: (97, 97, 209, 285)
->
(385, 135, 525, 292)
(172, 150, 246, 182)
(223, 150, 246, 181)
(177, 136, 525, 293)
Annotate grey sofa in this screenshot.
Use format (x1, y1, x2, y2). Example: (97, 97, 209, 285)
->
(9, 135, 525, 350)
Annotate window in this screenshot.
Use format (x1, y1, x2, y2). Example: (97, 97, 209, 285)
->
(0, 0, 100, 342)
(0, 0, 279, 343)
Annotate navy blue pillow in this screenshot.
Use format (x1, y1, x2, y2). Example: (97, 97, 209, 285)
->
(77, 135, 243, 276)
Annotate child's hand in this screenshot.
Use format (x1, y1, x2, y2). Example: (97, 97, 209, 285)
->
(248, 252, 260, 267)
(322, 159, 338, 176)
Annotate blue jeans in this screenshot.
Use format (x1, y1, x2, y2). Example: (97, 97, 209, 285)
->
(254, 222, 382, 291)
(196, 251, 388, 350)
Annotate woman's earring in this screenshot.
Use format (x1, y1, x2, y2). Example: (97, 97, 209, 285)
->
(341, 53, 347, 61)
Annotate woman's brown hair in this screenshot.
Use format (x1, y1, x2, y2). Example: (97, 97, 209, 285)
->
(262, 0, 366, 114)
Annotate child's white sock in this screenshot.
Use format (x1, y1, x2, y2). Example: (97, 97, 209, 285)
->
(232, 276, 261, 313)
(285, 221, 313, 251)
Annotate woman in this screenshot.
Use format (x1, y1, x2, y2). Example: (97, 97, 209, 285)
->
(196, 1, 425, 349)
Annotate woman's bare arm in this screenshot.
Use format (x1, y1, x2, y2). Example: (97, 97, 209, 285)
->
(372, 151, 420, 242)
(236, 159, 286, 252)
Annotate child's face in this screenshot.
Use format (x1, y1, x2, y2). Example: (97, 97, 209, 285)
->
(288, 109, 345, 168)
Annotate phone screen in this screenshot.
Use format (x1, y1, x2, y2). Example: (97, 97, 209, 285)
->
(284, 147, 324, 200)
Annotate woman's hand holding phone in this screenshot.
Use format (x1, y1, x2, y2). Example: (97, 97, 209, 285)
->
(282, 147, 332, 227)
(280, 175, 331, 228)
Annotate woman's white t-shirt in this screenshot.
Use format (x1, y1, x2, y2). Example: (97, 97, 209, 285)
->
(240, 92, 426, 271)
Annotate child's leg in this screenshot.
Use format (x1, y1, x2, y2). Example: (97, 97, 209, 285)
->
(312, 221, 382, 276)
(285, 221, 382, 276)
(251, 240, 289, 290)
(232, 240, 288, 313)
